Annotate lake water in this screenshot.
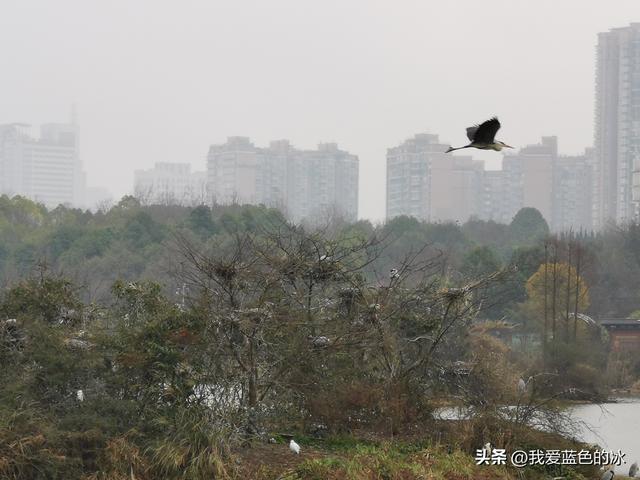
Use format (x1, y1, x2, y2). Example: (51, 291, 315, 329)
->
(433, 399, 640, 476)
(572, 398, 640, 476)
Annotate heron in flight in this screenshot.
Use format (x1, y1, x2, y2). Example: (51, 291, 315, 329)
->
(446, 117, 513, 153)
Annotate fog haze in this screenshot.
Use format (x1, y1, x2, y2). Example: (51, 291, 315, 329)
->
(1, 0, 638, 221)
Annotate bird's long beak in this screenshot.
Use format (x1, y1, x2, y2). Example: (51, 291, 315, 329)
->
(504, 144, 514, 149)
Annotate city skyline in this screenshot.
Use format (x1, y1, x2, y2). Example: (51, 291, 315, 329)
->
(2, 2, 638, 221)
(0, 118, 620, 230)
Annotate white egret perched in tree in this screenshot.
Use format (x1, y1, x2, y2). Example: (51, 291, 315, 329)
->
(289, 439, 301, 454)
(446, 117, 513, 153)
(76, 389, 84, 402)
(517, 376, 532, 395)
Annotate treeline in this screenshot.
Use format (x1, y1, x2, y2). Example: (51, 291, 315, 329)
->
(0, 194, 632, 478)
(1, 194, 639, 319)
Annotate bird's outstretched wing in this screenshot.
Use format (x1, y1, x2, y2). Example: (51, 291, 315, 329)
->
(468, 117, 501, 144)
(465, 126, 478, 141)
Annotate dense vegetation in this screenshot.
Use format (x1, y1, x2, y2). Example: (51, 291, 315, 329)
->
(1, 195, 636, 479)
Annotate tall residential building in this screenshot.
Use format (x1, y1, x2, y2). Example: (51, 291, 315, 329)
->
(386, 133, 482, 223)
(206, 137, 358, 224)
(501, 136, 557, 224)
(553, 150, 594, 232)
(386, 134, 593, 231)
(500, 137, 592, 231)
(0, 123, 85, 208)
(134, 162, 207, 206)
(594, 23, 640, 228)
(480, 170, 509, 223)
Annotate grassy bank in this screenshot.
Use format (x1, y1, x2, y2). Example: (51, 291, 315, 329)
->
(234, 431, 601, 480)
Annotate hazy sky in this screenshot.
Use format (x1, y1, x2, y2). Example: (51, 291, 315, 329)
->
(1, 1, 638, 221)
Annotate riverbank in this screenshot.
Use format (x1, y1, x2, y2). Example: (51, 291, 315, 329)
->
(234, 424, 602, 480)
(236, 439, 511, 479)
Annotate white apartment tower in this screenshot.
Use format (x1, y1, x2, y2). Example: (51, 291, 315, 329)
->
(0, 123, 85, 208)
(206, 137, 358, 224)
(594, 23, 640, 228)
(134, 162, 207, 206)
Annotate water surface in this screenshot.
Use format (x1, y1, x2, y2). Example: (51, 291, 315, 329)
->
(572, 398, 640, 475)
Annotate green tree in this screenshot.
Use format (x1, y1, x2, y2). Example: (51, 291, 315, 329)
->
(460, 246, 501, 279)
(509, 208, 549, 245)
(188, 205, 217, 237)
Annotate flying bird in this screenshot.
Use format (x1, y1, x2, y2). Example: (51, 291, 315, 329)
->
(390, 268, 400, 279)
(289, 439, 301, 454)
(446, 117, 513, 153)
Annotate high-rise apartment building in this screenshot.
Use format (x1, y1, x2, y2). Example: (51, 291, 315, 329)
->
(0, 123, 85, 208)
(386, 133, 482, 223)
(386, 134, 593, 231)
(501, 137, 557, 225)
(496, 137, 592, 231)
(479, 170, 509, 224)
(134, 162, 207, 206)
(594, 23, 640, 228)
(206, 137, 358, 224)
(553, 149, 594, 232)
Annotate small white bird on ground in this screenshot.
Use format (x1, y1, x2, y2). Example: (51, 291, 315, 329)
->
(630, 461, 638, 477)
(76, 389, 84, 402)
(310, 335, 330, 348)
(289, 439, 300, 454)
(483, 442, 492, 457)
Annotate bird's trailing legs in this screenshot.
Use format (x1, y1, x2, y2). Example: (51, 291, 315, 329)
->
(445, 145, 472, 153)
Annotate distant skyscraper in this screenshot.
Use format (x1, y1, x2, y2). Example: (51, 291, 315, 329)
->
(594, 23, 640, 228)
(0, 122, 85, 208)
(134, 162, 207, 206)
(386, 133, 482, 223)
(206, 137, 358, 224)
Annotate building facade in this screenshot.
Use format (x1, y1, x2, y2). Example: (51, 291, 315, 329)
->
(206, 137, 358, 224)
(594, 23, 640, 228)
(500, 137, 556, 227)
(386, 133, 482, 223)
(386, 134, 593, 231)
(0, 123, 85, 208)
(492, 137, 592, 231)
(134, 162, 207, 206)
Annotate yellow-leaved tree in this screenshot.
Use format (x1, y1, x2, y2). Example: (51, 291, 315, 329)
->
(525, 262, 590, 344)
